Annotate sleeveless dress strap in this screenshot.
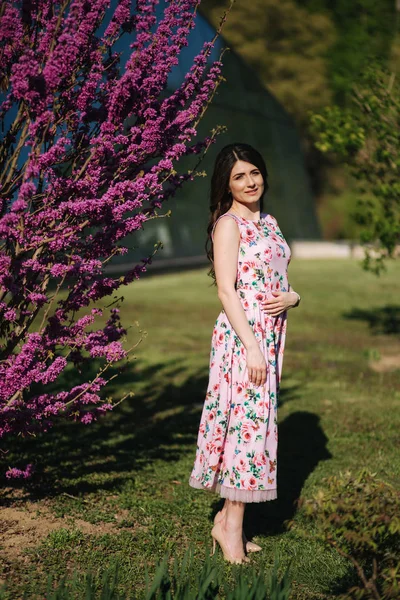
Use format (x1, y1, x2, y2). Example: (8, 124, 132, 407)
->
(211, 212, 241, 242)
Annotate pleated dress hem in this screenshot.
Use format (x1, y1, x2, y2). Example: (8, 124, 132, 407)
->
(189, 476, 277, 503)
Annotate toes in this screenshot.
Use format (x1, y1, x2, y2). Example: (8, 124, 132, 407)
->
(246, 541, 262, 553)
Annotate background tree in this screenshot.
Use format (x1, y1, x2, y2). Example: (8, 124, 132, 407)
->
(201, 0, 335, 126)
(298, 0, 397, 101)
(310, 65, 400, 274)
(201, 0, 397, 124)
(200, 0, 399, 240)
(0, 0, 224, 477)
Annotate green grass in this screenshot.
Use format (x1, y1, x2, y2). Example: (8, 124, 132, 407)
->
(1, 259, 400, 599)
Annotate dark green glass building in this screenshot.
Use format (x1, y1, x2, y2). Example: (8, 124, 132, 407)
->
(113, 7, 320, 270)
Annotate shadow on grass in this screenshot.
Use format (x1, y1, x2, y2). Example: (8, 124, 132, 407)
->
(2, 358, 209, 500)
(344, 304, 400, 335)
(2, 361, 329, 534)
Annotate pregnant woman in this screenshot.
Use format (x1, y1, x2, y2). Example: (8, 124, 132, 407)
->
(189, 143, 300, 564)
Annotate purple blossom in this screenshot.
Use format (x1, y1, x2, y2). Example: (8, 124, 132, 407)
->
(10, 199, 28, 213)
(90, 341, 127, 362)
(5, 464, 34, 480)
(0, 0, 225, 477)
(39, 356, 67, 385)
(4, 308, 17, 321)
(50, 263, 71, 278)
(27, 293, 49, 306)
(81, 413, 95, 424)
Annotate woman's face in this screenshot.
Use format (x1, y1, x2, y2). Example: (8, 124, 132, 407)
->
(228, 160, 264, 206)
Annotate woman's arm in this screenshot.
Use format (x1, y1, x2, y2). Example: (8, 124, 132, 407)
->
(288, 284, 301, 307)
(213, 217, 267, 387)
(262, 287, 300, 317)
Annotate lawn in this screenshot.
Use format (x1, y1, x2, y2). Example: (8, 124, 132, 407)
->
(1, 259, 400, 599)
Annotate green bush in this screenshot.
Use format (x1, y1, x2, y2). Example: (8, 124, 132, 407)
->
(292, 470, 400, 599)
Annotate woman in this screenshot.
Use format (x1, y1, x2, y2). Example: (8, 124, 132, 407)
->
(188, 143, 300, 564)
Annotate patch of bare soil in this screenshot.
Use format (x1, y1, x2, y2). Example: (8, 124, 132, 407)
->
(369, 354, 400, 373)
(0, 500, 121, 563)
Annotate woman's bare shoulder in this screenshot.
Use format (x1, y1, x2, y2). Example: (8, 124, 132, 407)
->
(212, 213, 241, 242)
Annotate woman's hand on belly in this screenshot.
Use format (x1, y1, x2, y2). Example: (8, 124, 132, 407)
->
(262, 291, 298, 317)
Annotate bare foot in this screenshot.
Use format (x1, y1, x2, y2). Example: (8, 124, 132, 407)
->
(214, 509, 262, 553)
(211, 519, 250, 564)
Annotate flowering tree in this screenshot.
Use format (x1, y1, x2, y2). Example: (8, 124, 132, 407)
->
(0, 0, 225, 477)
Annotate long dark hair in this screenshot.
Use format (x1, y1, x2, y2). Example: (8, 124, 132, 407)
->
(206, 143, 269, 282)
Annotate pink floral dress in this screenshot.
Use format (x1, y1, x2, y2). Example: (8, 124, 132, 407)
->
(189, 212, 291, 503)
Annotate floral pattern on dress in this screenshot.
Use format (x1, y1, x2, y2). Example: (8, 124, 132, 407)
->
(189, 212, 291, 503)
